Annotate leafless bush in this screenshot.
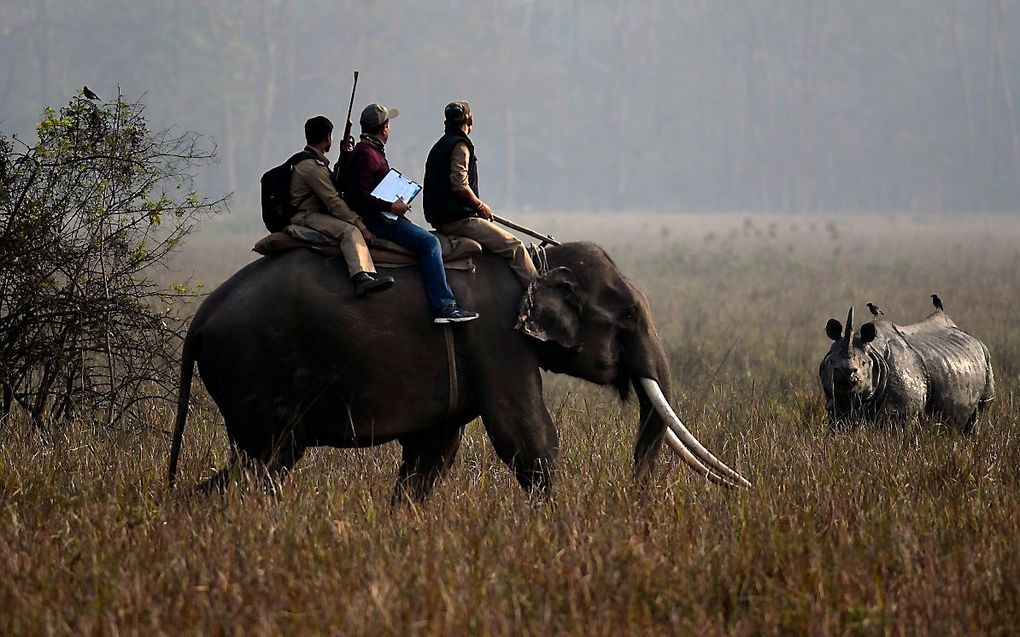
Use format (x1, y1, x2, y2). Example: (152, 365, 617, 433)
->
(0, 90, 226, 431)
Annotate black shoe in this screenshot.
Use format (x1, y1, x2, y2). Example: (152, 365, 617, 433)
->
(433, 304, 479, 324)
(352, 272, 394, 298)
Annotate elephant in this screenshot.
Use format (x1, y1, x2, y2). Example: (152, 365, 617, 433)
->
(819, 305, 994, 431)
(168, 241, 750, 500)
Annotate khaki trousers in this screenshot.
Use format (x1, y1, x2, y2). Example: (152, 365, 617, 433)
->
(437, 217, 538, 285)
(291, 210, 375, 276)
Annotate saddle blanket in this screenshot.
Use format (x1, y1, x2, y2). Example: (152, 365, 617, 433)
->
(252, 225, 482, 270)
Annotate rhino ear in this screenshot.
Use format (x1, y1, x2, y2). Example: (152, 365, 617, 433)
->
(860, 322, 877, 344)
(825, 318, 843, 341)
(516, 266, 581, 348)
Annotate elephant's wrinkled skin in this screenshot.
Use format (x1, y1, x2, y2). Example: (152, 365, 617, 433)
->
(819, 306, 994, 431)
(169, 242, 746, 499)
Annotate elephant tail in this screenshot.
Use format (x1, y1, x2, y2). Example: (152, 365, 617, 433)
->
(168, 338, 196, 491)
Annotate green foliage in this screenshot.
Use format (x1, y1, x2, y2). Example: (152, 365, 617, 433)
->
(0, 91, 226, 428)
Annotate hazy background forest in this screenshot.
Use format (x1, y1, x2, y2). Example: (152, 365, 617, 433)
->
(2, 0, 1019, 223)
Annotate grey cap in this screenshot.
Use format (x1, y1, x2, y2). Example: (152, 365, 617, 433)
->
(360, 103, 399, 128)
(444, 100, 471, 124)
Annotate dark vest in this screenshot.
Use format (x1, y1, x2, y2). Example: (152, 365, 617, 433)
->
(423, 132, 479, 227)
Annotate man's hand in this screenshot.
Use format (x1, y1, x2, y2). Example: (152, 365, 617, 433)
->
(341, 135, 355, 154)
(475, 200, 494, 220)
(390, 197, 410, 216)
(362, 228, 377, 245)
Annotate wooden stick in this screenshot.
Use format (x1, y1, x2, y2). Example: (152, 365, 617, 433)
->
(491, 214, 561, 246)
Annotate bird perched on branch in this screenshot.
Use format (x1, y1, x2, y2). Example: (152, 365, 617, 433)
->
(866, 302, 884, 317)
(82, 85, 99, 100)
(931, 294, 944, 311)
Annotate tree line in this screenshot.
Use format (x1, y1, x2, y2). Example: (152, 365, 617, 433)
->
(1, 0, 1018, 217)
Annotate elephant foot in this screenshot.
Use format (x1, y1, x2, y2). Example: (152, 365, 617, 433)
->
(391, 478, 432, 506)
(185, 441, 304, 497)
(191, 464, 237, 496)
(513, 459, 555, 500)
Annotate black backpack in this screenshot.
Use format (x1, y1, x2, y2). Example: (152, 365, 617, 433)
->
(260, 150, 316, 232)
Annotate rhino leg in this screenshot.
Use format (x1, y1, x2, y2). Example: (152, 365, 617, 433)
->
(961, 409, 979, 435)
(962, 399, 992, 435)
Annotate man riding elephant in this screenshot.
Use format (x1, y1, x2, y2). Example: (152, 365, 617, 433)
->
(289, 115, 394, 298)
(342, 103, 478, 324)
(423, 101, 538, 288)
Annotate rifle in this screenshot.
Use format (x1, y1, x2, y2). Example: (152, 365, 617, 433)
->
(491, 214, 561, 246)
(332, 70, 359, 189)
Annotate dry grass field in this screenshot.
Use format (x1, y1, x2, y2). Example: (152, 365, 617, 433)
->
(2, 212, 1019, 635)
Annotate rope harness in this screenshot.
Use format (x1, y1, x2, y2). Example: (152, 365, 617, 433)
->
(528, 243, 551, 275)
(440, 243, 551, 419)
(442, 325, 459, 419)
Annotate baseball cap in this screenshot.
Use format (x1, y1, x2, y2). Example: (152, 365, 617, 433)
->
(444, 101, 471, 124)
(360, 103, 399, 128)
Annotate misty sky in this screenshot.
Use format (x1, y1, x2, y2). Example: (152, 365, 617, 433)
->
(2, 0, 1019, 219)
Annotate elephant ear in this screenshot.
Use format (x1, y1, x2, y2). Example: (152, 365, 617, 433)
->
(516, 266, 581, 348)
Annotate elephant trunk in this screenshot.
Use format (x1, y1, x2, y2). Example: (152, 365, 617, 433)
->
(631, 338, 674, 480)
(633, 376, 667, 482)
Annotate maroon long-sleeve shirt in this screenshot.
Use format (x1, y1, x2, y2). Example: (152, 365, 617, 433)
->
(343, 135, 392, 220)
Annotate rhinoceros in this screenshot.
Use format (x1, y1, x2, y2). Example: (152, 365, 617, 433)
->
(819, 305, 994, 431)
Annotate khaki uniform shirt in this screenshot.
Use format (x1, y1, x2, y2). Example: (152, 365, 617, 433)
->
(290, 146, 367, 232)
(450, 142, 472, 193)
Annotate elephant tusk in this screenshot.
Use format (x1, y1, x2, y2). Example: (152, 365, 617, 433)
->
(639, 377, 752, 488)
(662, 428, 740, 489)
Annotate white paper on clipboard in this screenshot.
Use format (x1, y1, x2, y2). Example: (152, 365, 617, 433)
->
(371, 169, 422, 220)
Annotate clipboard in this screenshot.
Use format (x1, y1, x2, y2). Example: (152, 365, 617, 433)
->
(371, 168, 422, 221)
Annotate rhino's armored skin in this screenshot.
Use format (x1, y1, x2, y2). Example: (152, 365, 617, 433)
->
(819, 306, 994, 431)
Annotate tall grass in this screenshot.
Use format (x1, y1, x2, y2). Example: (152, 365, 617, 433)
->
(2, 213, 1018, 635)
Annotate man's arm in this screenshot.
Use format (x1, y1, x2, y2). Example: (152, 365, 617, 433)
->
(450, 142, 492, 219)
(296, 160, 368, 232)
(344, 150, 393, 215)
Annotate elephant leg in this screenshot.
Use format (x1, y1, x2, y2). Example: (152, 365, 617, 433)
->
(215, 414, 307, 493)
(479, 387, 559, 497)
(193, 435, 306, 496)
(392, 425, 465, 504)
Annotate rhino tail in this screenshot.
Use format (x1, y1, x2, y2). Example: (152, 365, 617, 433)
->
(980, 342, 995, 405)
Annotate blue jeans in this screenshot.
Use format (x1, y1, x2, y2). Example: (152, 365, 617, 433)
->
(362, 215, 456, 312)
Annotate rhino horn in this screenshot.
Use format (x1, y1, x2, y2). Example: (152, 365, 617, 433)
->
(844, 306, 854, 339)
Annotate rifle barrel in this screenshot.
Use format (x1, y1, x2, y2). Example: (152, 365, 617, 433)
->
(491, 214, 561, 246)
(346, 70, 359, 126)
